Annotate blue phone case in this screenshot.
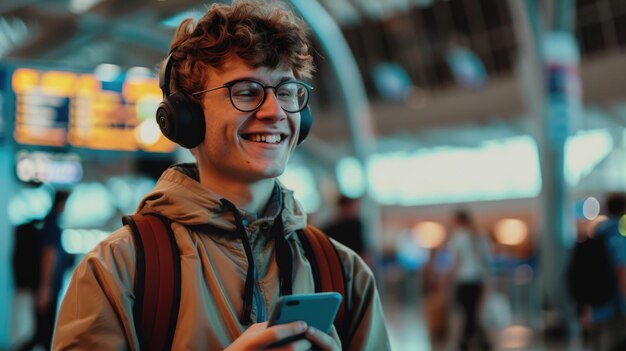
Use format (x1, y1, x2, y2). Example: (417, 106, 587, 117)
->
(266, 292, 342, 347)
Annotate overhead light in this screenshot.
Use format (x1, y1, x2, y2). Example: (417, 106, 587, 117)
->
(278, 165, 321, 213)
(0, 17, 29, 57)
(126, 66, 154, 81)
(336, 157, 366, 199)
(94, 63, 122, 82)
(62, 229, 110, 254)
(371, 62, 414, 102)
(581, 196, 600, 220)
(16, 151, 83, 184)
(135, 119, 162, 146)
(412, 221, 446, 249)
(446, 45, 487, 89)
(69, 0, 103, 14)
(494, 219, 528, 246)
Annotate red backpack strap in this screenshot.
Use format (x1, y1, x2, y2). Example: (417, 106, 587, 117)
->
(123, 213, 181, 351)
(300, 224, 348, 343)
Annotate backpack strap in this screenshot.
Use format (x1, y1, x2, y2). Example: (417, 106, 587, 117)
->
(298, 224, 348, 344)
(123, 213, 181, 351)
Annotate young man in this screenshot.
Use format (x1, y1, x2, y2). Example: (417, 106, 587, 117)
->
(52, 1, 390, 350)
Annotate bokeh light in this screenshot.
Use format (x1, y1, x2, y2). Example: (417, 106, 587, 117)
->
(371, 62, 414, 101)
(16, 151, 83, 184)
(126, 66, 153, 81)
(494, 218, 528, 246)
(136, 119, 161, 146)
(396, 231, 429, 270)
(135, 95, 161, 122)
(8, 186, 53, 225)
(336, 156, 366, 199)
(582, 196, 600, 220)
(61, 182, 115, 228)
(412, 221, 447, 249)
(94, 63, 122, 82)
(62, 229, 110, 254)
(278, 165, 321, 213)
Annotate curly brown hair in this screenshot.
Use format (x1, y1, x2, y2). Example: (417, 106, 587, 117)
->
(164, 0, 314, 102)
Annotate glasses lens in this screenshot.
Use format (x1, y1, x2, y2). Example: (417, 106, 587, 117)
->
(230, 81, 264, 111)
(276, 82, 309, 113)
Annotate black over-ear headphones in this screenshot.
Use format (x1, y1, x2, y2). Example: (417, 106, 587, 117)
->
(156, 49, 205, 149)
(156, 48, 312, 149)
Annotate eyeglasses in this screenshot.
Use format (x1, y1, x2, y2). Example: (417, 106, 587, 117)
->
(191, 79, 313, 113)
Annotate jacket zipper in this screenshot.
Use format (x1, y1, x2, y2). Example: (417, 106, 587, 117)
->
(254, 275, 267, 322)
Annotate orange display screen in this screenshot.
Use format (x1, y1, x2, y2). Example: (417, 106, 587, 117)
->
(12, 67, 175, 153)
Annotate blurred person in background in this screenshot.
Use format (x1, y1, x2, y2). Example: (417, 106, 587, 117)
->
(444, 209, 492, 351)
(573, 193, 626, 350)
(52, 1, 390, 350)
(422, 247, 451, 349)
(323, 195, 366, 258)
(15, 190, 70, 351)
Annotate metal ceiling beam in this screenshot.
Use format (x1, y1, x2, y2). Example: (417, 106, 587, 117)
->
(289, 0, 384, 283)
(552, 0, 576, 32)
(5, 7, 78, 59)
(38, 13, 171, 62)
(509, 0, 581, 337)
(542, 0, 576, 32)
(2, 0, 262, 77)
(5, 0, 181, 65)
(0, 0, 50, 15)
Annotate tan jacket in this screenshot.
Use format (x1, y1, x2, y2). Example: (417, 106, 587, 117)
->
(53, 164, 390, 350)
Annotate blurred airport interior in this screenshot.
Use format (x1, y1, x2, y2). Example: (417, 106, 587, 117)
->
(1, 0, 626, 349)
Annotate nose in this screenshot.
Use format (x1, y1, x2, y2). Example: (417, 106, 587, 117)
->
(256, 90, 287, 120)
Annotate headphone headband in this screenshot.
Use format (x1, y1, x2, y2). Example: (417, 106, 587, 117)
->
(159, 47, 178, 97)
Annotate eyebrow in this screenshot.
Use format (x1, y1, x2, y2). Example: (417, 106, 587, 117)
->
(233, 76, 296, 85)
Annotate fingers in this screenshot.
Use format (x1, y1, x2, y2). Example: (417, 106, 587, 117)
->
(261, 321, 308, 348)
(303, 327, 341, 351)
(227, 321, 309, 350)
(270, 321, 308, 340)
(272, 339, 312, 351)
(328, 326, 340, 341)
(247, 321, 269, 332)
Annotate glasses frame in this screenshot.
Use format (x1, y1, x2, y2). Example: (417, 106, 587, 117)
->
(191, 79, 313, 113)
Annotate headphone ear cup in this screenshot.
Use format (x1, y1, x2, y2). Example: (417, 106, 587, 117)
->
(156, 100, 177, 142)
(298, 105, 313, 144)
(156, 92, 206, 149)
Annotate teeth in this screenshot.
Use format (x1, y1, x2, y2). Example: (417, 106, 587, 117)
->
(247, 134, 282, 144)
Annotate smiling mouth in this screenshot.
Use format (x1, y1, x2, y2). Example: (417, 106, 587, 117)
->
(241, 133, 285, 144)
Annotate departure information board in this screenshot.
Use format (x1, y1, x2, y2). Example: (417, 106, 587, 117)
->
(11, 66, 176, 153)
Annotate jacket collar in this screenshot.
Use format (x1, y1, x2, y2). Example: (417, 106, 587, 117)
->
(136, 163, 307, 237)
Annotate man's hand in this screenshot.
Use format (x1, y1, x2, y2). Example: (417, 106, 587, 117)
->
(225, 321, 311, 350)
(303, 325, 341, 351)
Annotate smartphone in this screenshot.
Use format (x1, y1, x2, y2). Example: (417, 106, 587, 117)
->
(266, 292, 342, 347)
